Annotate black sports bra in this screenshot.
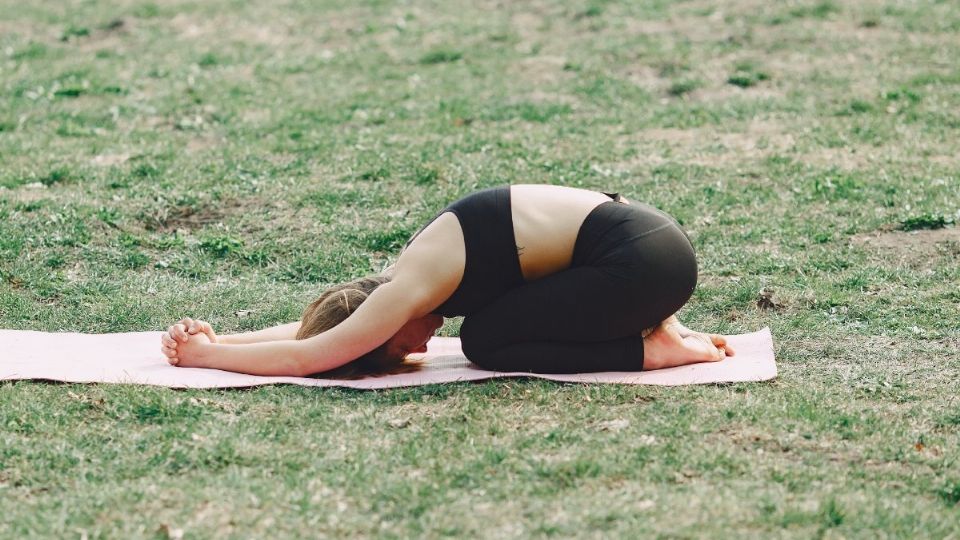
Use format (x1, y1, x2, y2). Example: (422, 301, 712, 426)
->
(403, 187, 623, 317)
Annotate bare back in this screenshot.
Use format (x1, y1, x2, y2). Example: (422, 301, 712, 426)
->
(392, 185, 629, 315)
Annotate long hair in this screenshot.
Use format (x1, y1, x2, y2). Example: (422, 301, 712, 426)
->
(296, 275, 421, 379)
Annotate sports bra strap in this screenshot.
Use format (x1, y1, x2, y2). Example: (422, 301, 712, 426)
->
(601, 191, 622, 203)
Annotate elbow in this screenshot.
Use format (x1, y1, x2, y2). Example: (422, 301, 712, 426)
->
(290, 341, 325, 377)
(289, 335, 355, 378)
(292, 364, 310, 378)
(290, 350, 312, 377)
(292, 357, 322, 378)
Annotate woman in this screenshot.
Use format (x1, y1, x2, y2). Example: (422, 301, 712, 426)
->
(160, 184, 733, 376)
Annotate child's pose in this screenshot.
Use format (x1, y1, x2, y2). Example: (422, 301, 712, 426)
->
(161, 184, 734, 377)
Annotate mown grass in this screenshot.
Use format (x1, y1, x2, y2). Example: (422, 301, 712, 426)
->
(1, 0, 959, 537)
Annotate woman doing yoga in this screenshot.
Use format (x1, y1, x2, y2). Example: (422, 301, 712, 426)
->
(160, 184, 734, 376)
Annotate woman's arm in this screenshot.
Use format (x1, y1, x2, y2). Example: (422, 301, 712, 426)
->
(162, 319, 301, 364)
(185, 339, 305, 376)
(172, 236, 446, 375)
(175, 280, 433, 376)
(293, 280, 432, 374)
(218, 321, 301, 344)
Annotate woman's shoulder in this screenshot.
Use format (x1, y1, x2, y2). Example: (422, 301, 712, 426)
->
(390, 212, 465, 309)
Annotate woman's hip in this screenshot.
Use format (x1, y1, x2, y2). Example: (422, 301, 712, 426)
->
(571, 201, 697, 298)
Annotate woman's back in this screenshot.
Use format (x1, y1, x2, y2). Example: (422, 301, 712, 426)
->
(509, 184, 622, 281)
(395, 184, 624, 315)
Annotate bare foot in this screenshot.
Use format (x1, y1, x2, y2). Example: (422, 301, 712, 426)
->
(663, 315, 735, 356)
(642, 320, 731, 370)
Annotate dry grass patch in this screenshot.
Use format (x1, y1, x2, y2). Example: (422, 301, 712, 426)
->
(510, 55, 573, 87)
(610, 119, 797, 169)
(851, 226, 960, 264)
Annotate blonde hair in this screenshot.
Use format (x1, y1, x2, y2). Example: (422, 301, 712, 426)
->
(296, 275, 421, 379)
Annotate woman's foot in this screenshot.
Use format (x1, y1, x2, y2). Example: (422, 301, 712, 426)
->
(642, 318, 734, 371)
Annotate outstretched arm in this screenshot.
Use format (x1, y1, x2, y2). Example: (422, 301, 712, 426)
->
(161, 319, 301, 365)
(292, 279, 432, 374)
(171, 279, 433, 376)
(218, 321, 301, 344)
(170, 335, 304, 376)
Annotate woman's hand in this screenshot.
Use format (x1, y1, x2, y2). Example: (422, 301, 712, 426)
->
(168, 330, 212, 367)
(160, 318, 218, 365)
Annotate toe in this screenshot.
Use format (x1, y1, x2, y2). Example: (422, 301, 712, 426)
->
(710, 334, 734, 357)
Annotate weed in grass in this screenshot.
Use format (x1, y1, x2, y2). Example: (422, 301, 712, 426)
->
(146, 233, 184, 251)
(938, 482, 960, 506)
(793, 1, 841, 20)
(14, 201, 45, 212)
(575, 4, 605, 20)
(668, 78, 701, 97)
(811, 170, 863, 202)
(355, 228, 414, 253)
(198, 52, 220, 67)
(934, 409, 960, 430)
(10, 42, 48, 60)
(419, 49, 463, 64)
(410, 165, 441, 185)
(53, 86, 87, 100)
(44, 253, 67, 269)
(241, 248, 274, 267)
(119, 251, 150, 269)
(728, 65, 770, 88)
(820, 498, 846, 529)
(357, 167, 391, 183)
(900, 213, 953, 231)
(130, 161, 164, 180)
(199, 234, 245, 259)
(53, 86, 87, 97)
(38, 167, 75, 187)
(883, 87, 923, 104)
(812, 231, 832, 244)
(838, 99, 874, 115)
(59, 25, 90, 42)
(95, 206, 121, 228)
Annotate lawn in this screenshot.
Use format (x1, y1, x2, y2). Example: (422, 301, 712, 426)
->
(1, 0, 959, 537)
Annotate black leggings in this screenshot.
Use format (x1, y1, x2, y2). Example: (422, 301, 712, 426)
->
(459, 201, 697, 373)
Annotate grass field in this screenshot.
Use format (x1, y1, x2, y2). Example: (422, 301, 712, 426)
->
(2, 0, 959, 537)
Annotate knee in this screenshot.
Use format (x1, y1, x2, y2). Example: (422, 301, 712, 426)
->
(458, 316, 484, 362)
(637, 226, 698, 321)
(671, 243, 697, 307)
(458, 317, 501, 369)
(674, 228, 698, 304)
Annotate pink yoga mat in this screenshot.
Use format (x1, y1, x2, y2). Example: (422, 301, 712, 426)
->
(0, 328, 776, 389)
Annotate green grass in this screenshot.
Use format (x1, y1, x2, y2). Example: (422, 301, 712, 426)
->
(1, 0, 959, 537)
